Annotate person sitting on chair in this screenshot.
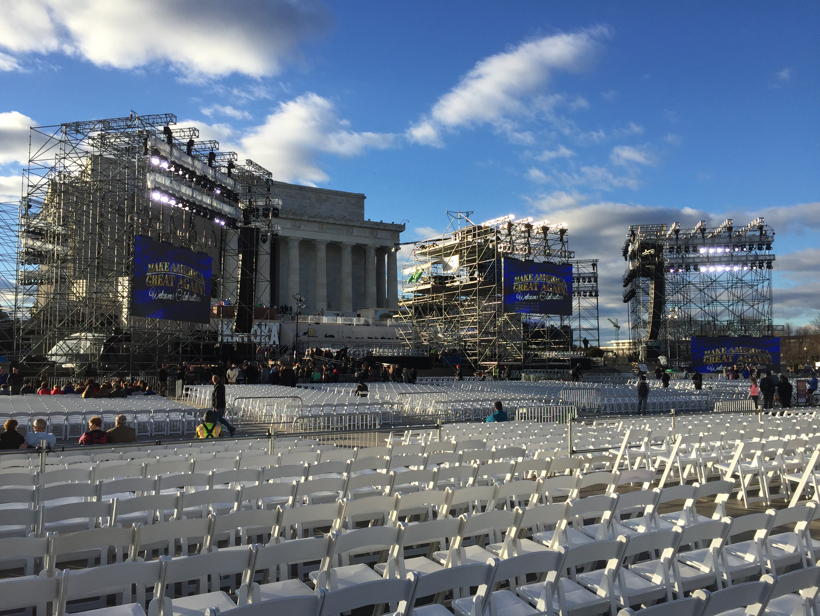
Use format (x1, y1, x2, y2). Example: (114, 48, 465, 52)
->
(25, 418, 56, 449)
(0, 419, 25, 449)
(196, 410, 222, 439)
(485, 400, 509, 422)
(79, 416, 109, 445)
(107, 415, 137, 444)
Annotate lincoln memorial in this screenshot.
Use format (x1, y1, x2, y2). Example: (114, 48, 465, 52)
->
(260, 181, 404, 314)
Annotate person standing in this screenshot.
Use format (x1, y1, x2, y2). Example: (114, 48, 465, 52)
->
(158, 365, 168, 397)
(692, 370, 703, 390)
(807, 372, 818, 407)
(777, 375, 793, 409)
(760, 371, 776, 409)
(637, 375, 649, 413)
(749, 377, 760, 409)
(210, 375, 235, 436)
(661, 371, 670, 388)
(455, 364, 463, 381)
(7, 367, 23, 395)
(0, 366, 7, 388)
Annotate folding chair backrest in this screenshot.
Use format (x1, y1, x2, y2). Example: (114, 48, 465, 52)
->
(318, 577, 414, 616)
(0, 571, 62, 612)
(767, 565, 820, 601)
(407, 563, 491, 610)
(61, 559, 161, 608)
(695, 578, 773, 616)
(208, 595, 321, 616)
(275, 501, 344, 540)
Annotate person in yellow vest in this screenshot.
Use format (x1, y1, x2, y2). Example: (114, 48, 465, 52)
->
(196, 410, 222, 439)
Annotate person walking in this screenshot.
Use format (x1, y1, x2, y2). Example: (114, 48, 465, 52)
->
(760, 371, 776, 409)
(210, 375, 235, 436)
(749, 378, 760, 409)
(637, 375, 649, 413)
(777, 375, 793, 409)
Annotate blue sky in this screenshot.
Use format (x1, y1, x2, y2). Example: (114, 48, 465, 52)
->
(1, 1, 818, 334)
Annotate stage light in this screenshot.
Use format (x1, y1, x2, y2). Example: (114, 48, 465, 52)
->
(669, 267, 675, 273)
(693, 264, 700, 272)
(159, 159, 169, 170)
(708, 248, 716, 254)
(758, 261, 764, 269)
(160, 194, 169, 204)
(715, 247, 723, 254)
(214, 188, 221, 195)
(733, 265, 740, 271)
(699, 247, 707, 254)
(708, 266, 716, 272)
(766, 261, 773, 270)
(765, 243, 772, 251)
(150, 156, 161, 166)
(168, 198, 176, 206)
(757, 244, 764, 251)
(743, 266, 749, 271)
(685, 265, 691, 272)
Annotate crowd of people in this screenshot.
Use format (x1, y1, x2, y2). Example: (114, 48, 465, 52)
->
(0, 413, 139, 450)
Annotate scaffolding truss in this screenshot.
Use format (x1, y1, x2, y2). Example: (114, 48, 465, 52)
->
(622, 217, 775, 362)
(399, 212, 597, 369)
(12, 111, 276, 377)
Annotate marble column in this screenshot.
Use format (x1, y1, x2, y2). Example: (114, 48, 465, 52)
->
(376, 249, 386, 308)
(387, 249, 398, 310)
(314, 240, 327, 312)
(365, 245, 377, 308)
(287, 237, 300, 306)
(340, 243, 353, 312)
(255, 232, 271, 306)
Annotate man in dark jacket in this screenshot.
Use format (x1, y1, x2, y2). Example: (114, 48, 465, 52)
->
(661, 372, 671, 388)
(759, 371, 776, 409)
(691, 370, 703, 390)
(777, 375, 793, 409)
(637, 375, 649, 413)
(210, 375, 235, 436)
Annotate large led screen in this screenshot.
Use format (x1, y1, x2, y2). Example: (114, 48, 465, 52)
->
(502, 257, 572, 315)
(691, 336, 781, 372)
(132, 235, 212, 324)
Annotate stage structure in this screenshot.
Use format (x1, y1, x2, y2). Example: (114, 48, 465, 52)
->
(399, 212, 599, 369)
(622, 218, 775, 362)
(13, 112, 278, 375)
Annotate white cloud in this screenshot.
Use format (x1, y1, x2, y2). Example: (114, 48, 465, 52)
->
(234, 93, 396, 185)
(407, 26, 610, 145)
(569, 96, 590, 111)
(777, 68, 792, 83)
(201, 105, 252, 121)
(527, 190, 586, 210)
(0, 0, 332, 79)
(601, 90, 617, 101)
(611, 144, 656, 167)
(0, 111, 36, 166)
(552, 166, 642, 191)
(0, 52, 21, 72)
(414, 226, 442, 240)
(664, 133, 683, 146)
(527, 168, 550, 183)
(535, 145, 575, 161)
(0, 175, 22, 203)
(578, 122, 643, 144)
(664, 109, 678, 123)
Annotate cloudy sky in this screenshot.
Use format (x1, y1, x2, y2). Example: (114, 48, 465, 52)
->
(1, 1, 818, 335)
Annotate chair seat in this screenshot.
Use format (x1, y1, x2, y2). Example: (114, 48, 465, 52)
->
(764, 593, 806, 616)
(520, 578, 609, 616)
(169, 591, 236, 616)
(486, 539, 553, 557)
(579, 568, 666, 607)
(385, 556, 445, 576)
(535, 528, 593, 547)
(453, 590, 541, 616)
(309, 563, 383, 589)
(256, 578, 314, 601)
(433, 545, 495, 566)
(78, 604, 147, 616)
(415, 603, 460, 616)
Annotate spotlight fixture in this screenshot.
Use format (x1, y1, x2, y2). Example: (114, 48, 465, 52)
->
(766, 261, 773, 270)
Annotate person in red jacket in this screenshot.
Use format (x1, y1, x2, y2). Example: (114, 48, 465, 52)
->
(51, 384, 64, 395)
(37, 381, 51, 395)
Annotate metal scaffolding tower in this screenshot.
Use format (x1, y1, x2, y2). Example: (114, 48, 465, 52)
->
(399, 212, 596, 369)
(12, 112, 277, 377)
(622, 218, 775, 362)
